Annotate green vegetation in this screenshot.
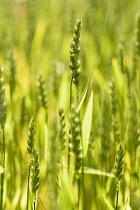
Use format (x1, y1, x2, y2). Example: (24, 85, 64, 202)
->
(0, 0, 140, 209)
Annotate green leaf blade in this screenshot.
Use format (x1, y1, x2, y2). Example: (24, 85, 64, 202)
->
(82, 91, 93, 157)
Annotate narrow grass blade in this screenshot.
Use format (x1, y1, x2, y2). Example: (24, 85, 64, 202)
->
(82, 91, 93, 157)
(59, 164, 115, 178)
(103, 194, 115, 210)
(82, 167, 115, 178)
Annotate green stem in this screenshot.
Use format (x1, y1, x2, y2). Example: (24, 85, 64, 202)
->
(33, 201, 36, 210)
(81, 158, 85, 210)
(115, 188, 119, 210)
(78, 178, 80, 206)
(0, 124, 5, 210)
(27, 165, 31, 210)
(130, 174, 132, 208)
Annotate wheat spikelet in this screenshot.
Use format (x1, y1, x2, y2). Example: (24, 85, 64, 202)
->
(69, 20, 82, 88)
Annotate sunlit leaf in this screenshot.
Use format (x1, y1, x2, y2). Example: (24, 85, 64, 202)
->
(82, 91, 93, 157)
(82, 167, 115, 178)
(103, 194, 115, 210)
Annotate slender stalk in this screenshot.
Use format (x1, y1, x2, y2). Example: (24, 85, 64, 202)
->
(33, 201, 36, 210)
(81, 157, 85, 210)
(78, 178, 80, 206)
(0, 124, 5, 210)
(27, 165, 31, 210)
(115, 189, 119, 210)
(130, 175, 132, 208)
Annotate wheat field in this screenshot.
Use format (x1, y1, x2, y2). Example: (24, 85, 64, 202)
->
(0, 0, 140, 209)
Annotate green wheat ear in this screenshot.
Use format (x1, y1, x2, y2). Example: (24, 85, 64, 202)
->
(109, 81, 117, 116)
(114, 144, 124, 190)
(26, 0, 38, 58)
(69, 105, 82, 179)
(69, 20, 82, 88)
(30, 149, 39, 202)
(27, 116, 39, 208)
(59, 107, 66, 158)
(0, 67, 7, 126)
(27, 116, 35, 156)
(20, 96, 28, 127)
(36, 73, 48, 111)
(109, 81, 120, 143)
(6, 48, 16, 96)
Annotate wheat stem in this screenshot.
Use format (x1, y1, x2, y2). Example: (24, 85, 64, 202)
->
(115, 189, 119, 210)
(27, 165, 30, 210)
(0, 125, 5, 210)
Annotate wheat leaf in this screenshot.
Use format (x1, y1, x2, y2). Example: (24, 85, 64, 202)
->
(103, 194, 115, 210)
(82, 91, 93, 157)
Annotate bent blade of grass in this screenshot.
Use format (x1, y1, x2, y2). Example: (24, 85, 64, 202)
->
(103, 194, 115, 210)
(60, 164, 115, 178)
(82, 167, 115, 178)
(82, 91, 93, 157)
